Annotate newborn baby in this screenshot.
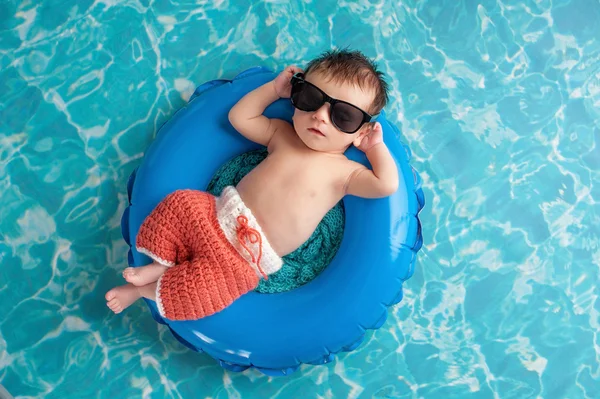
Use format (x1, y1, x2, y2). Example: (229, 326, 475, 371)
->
(106, 49, 399, 320)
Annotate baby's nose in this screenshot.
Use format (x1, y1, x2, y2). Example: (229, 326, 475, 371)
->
(313, 104, 330, 123)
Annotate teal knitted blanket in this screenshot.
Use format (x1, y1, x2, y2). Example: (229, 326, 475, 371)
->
(207, 149, 344, 294)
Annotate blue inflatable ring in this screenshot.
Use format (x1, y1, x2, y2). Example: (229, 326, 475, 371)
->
(121, 67, 425, 376)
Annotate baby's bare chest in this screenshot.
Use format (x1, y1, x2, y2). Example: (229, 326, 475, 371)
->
(261, 151, 347, 192)
(237, 148, 354, 217)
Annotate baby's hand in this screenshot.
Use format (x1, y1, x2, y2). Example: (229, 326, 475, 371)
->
(273, 65, 304, 98)
(356, 122, 384, 153)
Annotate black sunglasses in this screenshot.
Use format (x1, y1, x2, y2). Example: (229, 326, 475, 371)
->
(290, 73, 378, 134)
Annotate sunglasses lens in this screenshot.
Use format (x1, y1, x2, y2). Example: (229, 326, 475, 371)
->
(332, 102, 365, 133)
(291, 82, 324, 111)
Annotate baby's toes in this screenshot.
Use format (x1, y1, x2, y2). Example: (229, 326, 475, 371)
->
(110, 306, 122, 314)
(122, 268, 135, 279)
(105, 289, 117, 301)
(123, 269, 143, 285)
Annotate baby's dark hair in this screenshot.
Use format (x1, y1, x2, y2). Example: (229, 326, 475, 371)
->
(304, 49, 389, 114)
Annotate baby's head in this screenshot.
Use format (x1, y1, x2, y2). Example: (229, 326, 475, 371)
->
(291, 49, 389, 153)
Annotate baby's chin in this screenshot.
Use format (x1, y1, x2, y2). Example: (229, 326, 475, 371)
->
(296, 133, 350, 153)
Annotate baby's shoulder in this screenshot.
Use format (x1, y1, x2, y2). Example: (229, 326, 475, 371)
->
(320, 156, 368, 192)
(267, 119, 296, 151)
(335, 154, 366, 170)
(325, 154, 368, 180)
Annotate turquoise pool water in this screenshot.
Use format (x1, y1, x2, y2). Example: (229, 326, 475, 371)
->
(1, 0, 599, 397)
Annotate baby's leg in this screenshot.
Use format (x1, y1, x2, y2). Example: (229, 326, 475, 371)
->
(123, 262, 168, 286)
(136, 190, 213, 267)
(156, 256, 259, 320)
(137, 282, 157, 301)
(106, 282, 157, 314)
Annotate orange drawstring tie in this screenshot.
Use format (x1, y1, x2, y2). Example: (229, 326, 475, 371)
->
(236, 215, 268, 280)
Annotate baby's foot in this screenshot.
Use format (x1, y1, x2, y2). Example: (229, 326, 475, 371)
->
(123, 263, 167, 286)
(105, 284, 141, 314)
(122, 268, 147, 286)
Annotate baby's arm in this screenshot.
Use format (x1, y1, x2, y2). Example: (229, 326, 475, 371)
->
(345, 123, 399, 198)
(228, 66, 302, 146)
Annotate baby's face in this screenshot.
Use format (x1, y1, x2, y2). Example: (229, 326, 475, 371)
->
(291, 72, 376, 154)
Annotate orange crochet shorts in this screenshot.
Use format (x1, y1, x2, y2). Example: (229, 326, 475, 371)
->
(135, 187, 282, 321)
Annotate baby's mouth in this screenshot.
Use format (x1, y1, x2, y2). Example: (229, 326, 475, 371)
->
(308, 127, 325, 137)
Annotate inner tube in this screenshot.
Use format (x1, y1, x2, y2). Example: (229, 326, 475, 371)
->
(121, 67, 425, 376)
